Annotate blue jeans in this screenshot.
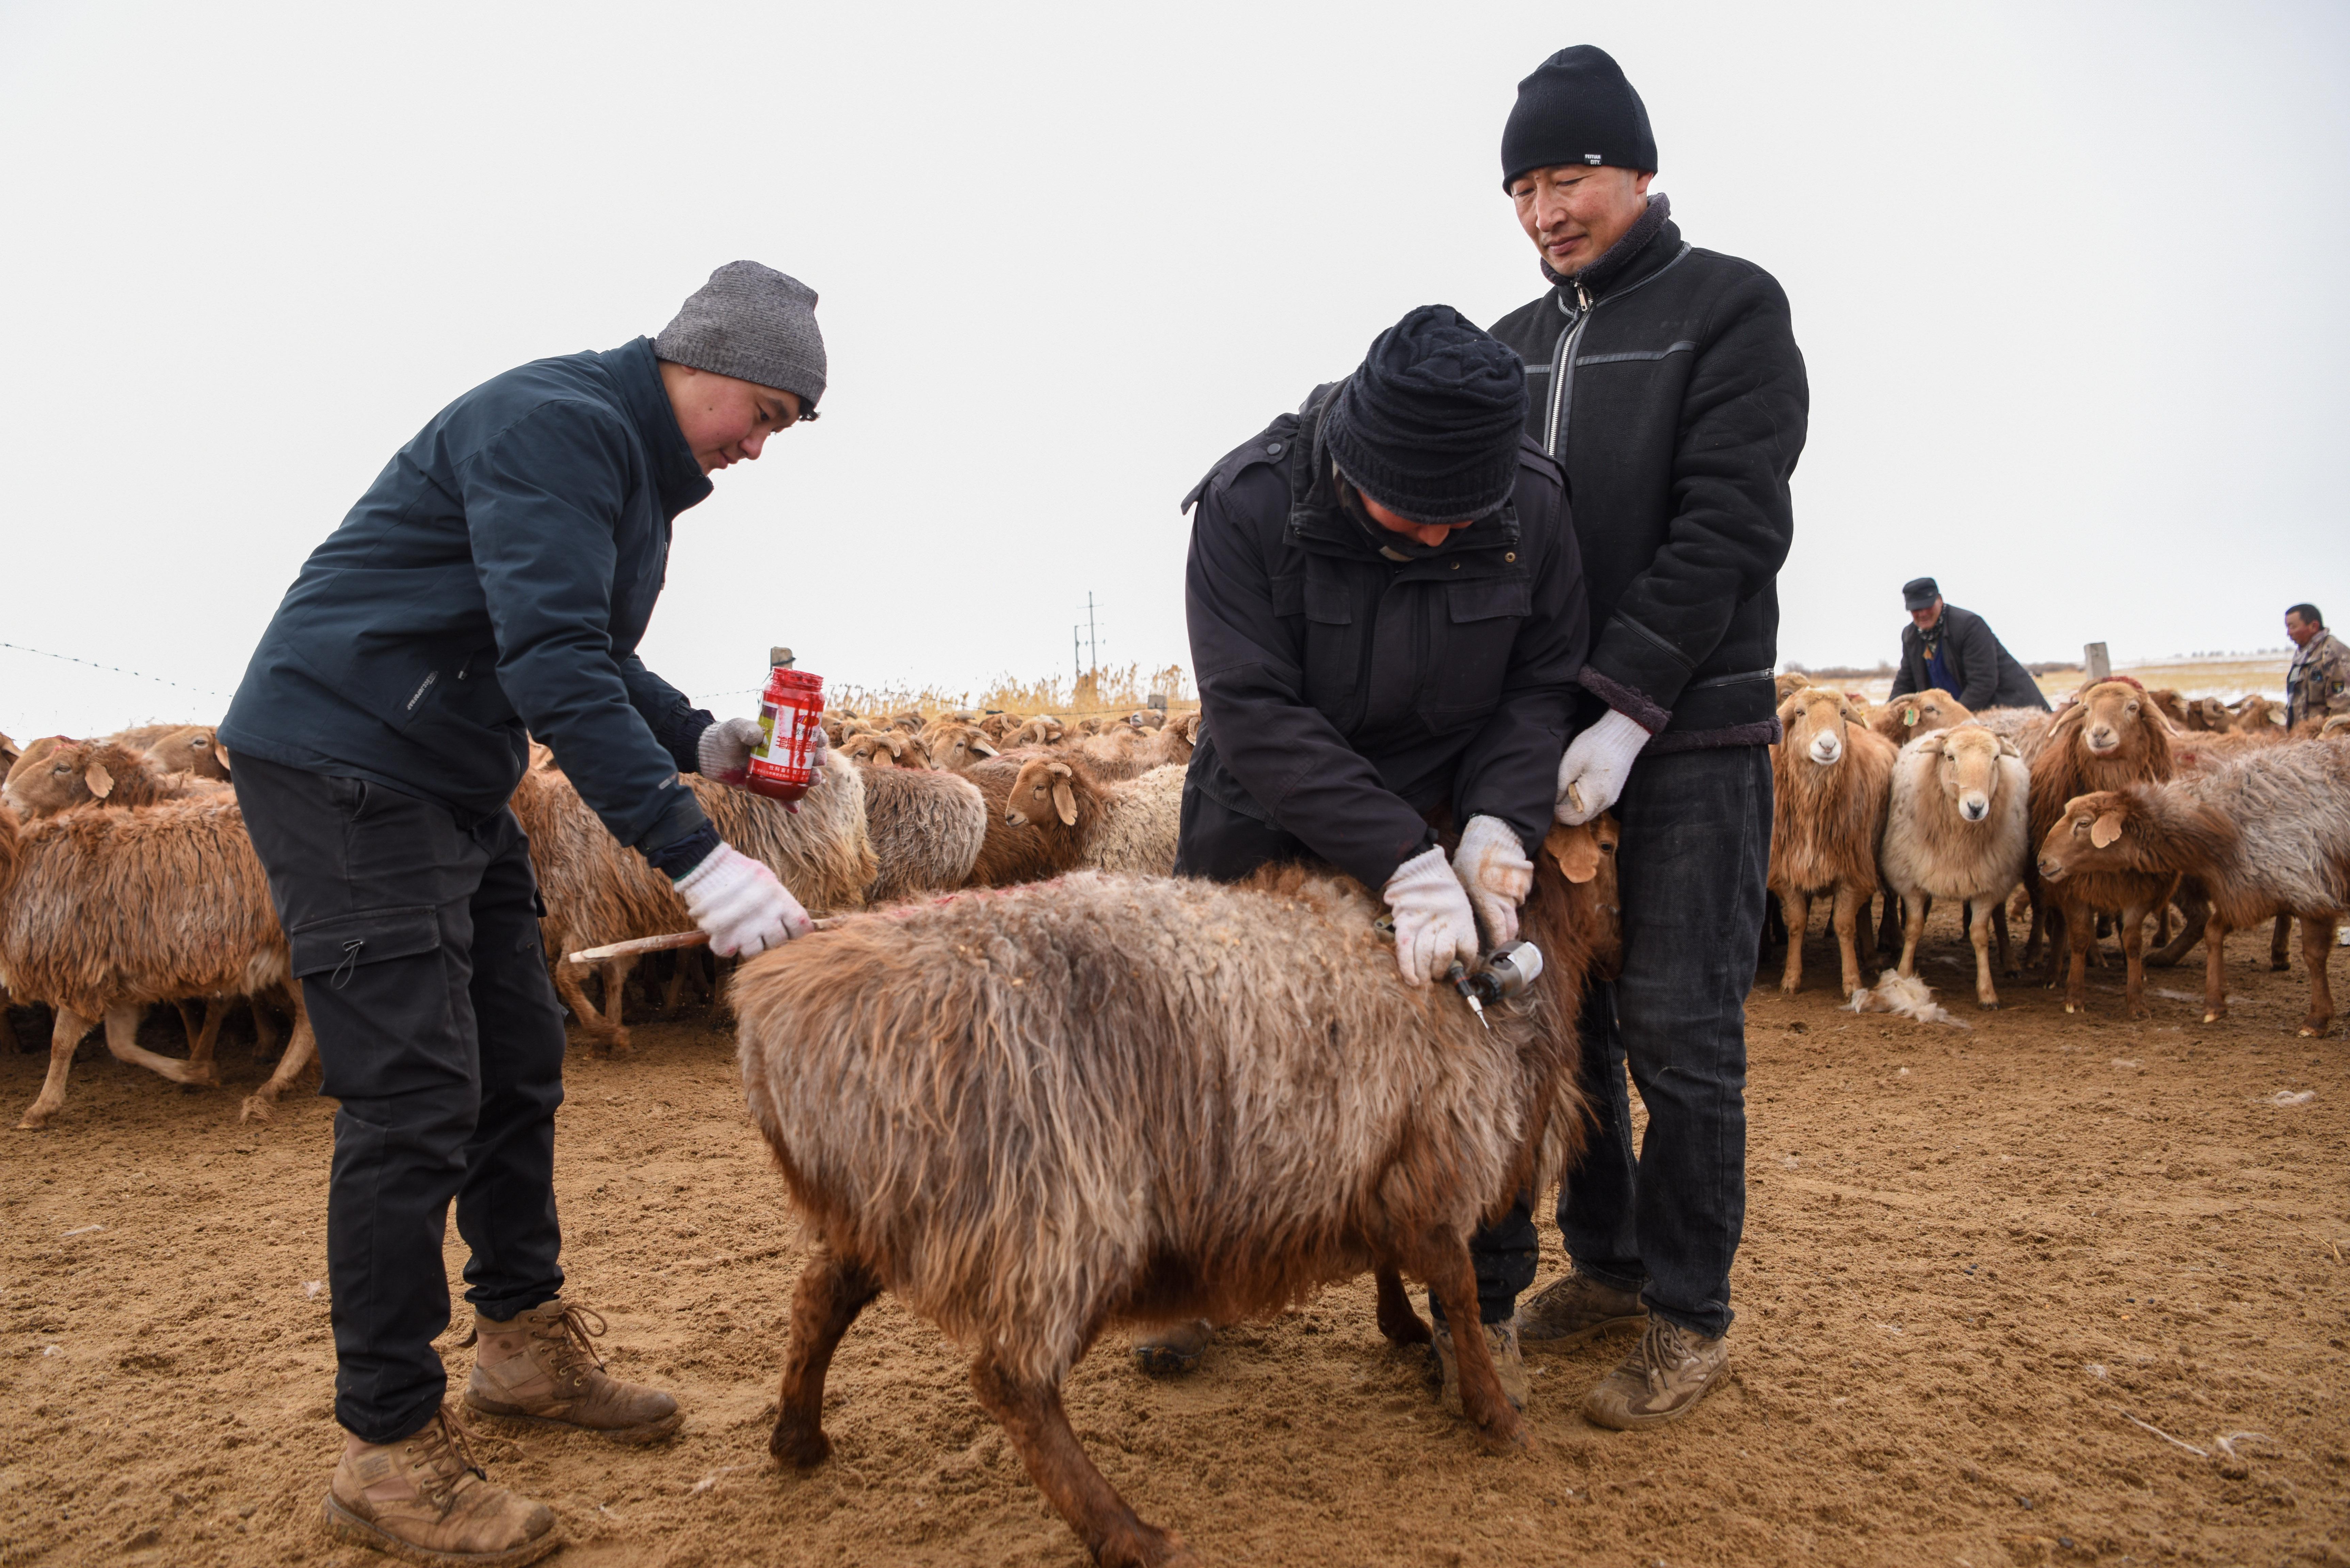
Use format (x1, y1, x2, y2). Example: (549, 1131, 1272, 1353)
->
(1463, 746, 1770, 1335)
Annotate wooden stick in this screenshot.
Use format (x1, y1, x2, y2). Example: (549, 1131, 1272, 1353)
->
(566, 930, 709, 965)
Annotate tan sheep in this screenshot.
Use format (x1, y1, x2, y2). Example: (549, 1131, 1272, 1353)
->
(3, 738, 227, 818)
(1001, 756, 1187, 876)
(918, 720, 1002, 773)
(1870, 687, 1973, 747)
(840, 729, 931, 769)
(144, 725, 233, 782)
(1768, 688, 1896, 997)
(858, 766, 988, 904)
(0, 796, 317, 1128)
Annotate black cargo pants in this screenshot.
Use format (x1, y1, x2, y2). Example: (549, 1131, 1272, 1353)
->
(1175, 782, 1536, 1324)
(233, 753, 566, 1446)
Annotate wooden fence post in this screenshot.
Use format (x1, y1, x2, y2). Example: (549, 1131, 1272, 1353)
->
(2084, 642, 2111, 682)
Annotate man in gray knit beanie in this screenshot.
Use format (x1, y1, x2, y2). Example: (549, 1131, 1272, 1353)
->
(220, 260, 835, 1565)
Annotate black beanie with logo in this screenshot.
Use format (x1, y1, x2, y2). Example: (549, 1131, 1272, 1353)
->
(1500, 45, 1657, 191)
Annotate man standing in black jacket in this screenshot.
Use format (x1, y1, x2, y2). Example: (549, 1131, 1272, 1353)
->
(1484, 47, 1806, 1430)
(221, 262, 824, 1565)
(1887, 578, 2051, 712)
(1157, 304, 1588, 1400)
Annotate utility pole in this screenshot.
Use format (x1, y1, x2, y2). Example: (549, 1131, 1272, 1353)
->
(1073, 624, 1082, 687)
(1087, 592, 1099, 676)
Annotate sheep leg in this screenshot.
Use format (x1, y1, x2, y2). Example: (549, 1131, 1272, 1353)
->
(2296, 917, 2336, 1038)
(553, 959, 619, 1046)
(1992, 901, 2013, 977)
(1374, 1265, 1431, 1346)
(241, 987, 318, 1122)
(1874, 879, 1903, 963)
(2198, 915, 2234, 1025)
(2154, 901, 2172, 948)
(2120, 902, 2154, 1021)
(2271, 912, 2294, 973)
(17, 1007, 99, 1130)
(2038, 902, 2069, 990)
(597, 958, 636, 1054)
(2063, 902, 2091, 1015)
(1832, 884, 1865, 999)
(186, 998, 231, 1082)
(1776, 889, 1809, 995)
(173, 999, 205, 1053)
(770, 1250, 882, 1469)
(1969, 897, 1999, 1009)
(660, 955, 689, 1014)
(1415, 1237, 1525, 1454)
(2148, 888, 2208, 967)
(969, 1354, 1195, 1568)
(102, 1003, 214, 1087)
(251, 992, 280, 1055)
(1896, 892, 1926, 978)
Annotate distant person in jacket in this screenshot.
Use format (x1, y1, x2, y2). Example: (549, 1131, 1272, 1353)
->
(1484, 46, 1805, 1431)
(1886, 577, 2050, 713)
(220, 262, 824, 1566)
(2285, 603, 2349, 728)
(1141, 304, 1588, 1386)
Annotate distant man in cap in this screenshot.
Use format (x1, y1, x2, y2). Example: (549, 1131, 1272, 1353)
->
(1147, 303, 1588, 1392)
(1485, 45, 1806, 1430)
(221, 262, 828, 1565)
(1887, 578, 2049, 713)
(2285, 602, 2349, 728)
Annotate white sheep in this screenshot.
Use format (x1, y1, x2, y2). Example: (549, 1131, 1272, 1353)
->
(1881, 723, 2030, 1008)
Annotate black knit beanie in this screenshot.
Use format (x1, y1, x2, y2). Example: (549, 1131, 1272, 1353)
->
(1320, 306, 1528, 525)
(1500, 45, 1657, 191)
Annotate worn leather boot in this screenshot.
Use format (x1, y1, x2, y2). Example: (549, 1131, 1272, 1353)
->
(1429, 1316, 1529, 1414)
(1515, 1271, 1647, 1353)
(463, 1300, 681, 1444)
(322, 1402, 559, 1566)
(1582, 1317, 1729, 1430)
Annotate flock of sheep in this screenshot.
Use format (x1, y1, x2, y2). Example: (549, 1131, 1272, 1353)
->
(1764, 672, 2350, 1033)
(3, 682, 2344, 1564)
(0, 706, 1202, 1128)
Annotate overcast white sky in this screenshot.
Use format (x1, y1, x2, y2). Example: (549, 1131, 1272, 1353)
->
(3, 1, 2344, 737)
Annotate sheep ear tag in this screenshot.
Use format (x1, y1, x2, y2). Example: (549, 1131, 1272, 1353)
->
(1545, 823, 1601, 884)
(1902, 705, 1918, 727)
(84, 761, 115, 799)
(1052, 780, 1078, 827)
(2090, 811, 2124, 848)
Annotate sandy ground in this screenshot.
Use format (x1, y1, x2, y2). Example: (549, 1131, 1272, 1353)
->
(2, 904, 2344, 1568)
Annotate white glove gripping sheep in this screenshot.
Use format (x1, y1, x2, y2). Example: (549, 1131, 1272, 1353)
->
(698, 715, 827, 797)
(674, 842, 812, 957)
(1452, 815, 1535, 947)
(1554, 709, 1653, 826)
(1382, 845, 1483, 988)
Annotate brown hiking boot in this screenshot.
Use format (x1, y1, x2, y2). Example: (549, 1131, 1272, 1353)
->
(463, 1301, 681, 1444)
(1581, 1317, 1728, 1431)
(1132, 1319, 1213, 1377)
(322, 1402, 559, 1567)
(1515, 1271, 1646, 1353)
(1429, 1316, 1529, 1414)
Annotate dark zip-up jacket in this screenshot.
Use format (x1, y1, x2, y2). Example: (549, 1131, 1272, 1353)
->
(1887, 603, 2050, 712)
(1488, 197, 1806, 750)
(222, 337, 717, 857)
(1178, 388, 1588, 889)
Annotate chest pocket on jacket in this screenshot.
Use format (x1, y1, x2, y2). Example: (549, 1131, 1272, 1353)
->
(1423, 576, 1532, 728)
(1294, 571, 1368, 717)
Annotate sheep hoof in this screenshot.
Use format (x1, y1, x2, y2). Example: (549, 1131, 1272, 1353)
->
(1468, 1412, 1530, 1456)
(769, 1417, 831, 1470)
(1977, 1000, 2001, 1011)
(239, 1095, 276, 1124)
(2271, 960, 2291, 973)
(15, 1113, 50, 1132)
(1777, 983, 1799, 998)
(2298, 1025, 2323, 1038)
(2202, 1011, 2221, 1025)
(2063, 1003, 2076, 1015)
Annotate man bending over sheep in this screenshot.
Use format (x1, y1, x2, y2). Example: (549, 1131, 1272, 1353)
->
(1888, 576, 2049, 714)
(1160, 303, 1588, 1400)
(220, 263, 825, 1566)
(1486, 46, 1807, 1429)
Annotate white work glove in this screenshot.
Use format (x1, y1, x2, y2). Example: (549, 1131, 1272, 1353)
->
(1554, 709, 1653, 826)
(697, 716, 827, 799)
(1383, 845, 1482, 988)
(674, 842, 812, 957)
(696, 717, 768, 786)
(1452, 815, 1535, 947)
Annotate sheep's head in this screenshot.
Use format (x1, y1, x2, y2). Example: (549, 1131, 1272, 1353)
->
(146, 725, 232, 781)
(2069, 680, 2152, 758)
(1780, 688, 1860, 767)
(1127, 708, 1165, 730)
(1773, 671, 1810, 706)
(2037, 789, 2134, 881)
(1014, 716, 1066, 747)
(886, 710, 926, 734)
(1545, 811, 1623, 980)
(978, 712, 1024, 742)
(4, 737, 125, 818)
(1004, 758, 1079, 828)
(1880, 687, 1973, 741)
(924, 722, 999, 770)
(2231, 694, 2281, 733)
(2323, 714, 2350, 739)
(843, 730, 921, 768)
(1932, 723, 2018, 823)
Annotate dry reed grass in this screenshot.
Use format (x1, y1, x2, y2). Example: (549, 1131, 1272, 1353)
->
(832, 662, 1196, 722)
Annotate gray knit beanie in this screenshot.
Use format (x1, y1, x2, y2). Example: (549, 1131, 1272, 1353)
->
(654, 261, 827, 416)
